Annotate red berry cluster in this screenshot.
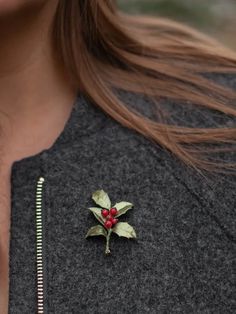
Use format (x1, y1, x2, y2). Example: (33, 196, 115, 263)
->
(101, 207, 118, 229)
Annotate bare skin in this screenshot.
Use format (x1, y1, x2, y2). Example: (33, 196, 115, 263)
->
(0, 1, 78, 312)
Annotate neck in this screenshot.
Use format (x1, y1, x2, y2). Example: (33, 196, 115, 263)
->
(0, 0, 76, 122)
(0, 1, 77, 160)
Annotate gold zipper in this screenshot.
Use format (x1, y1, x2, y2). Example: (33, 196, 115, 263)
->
(35, 176, 45, 314)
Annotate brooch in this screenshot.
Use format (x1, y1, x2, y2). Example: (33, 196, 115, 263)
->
(85, 189, 137, 255)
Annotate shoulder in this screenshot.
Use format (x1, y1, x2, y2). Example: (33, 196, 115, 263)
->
(92, 73, 236, 240)
(61, 76, 236, 244)
(90, 71, 236, 169)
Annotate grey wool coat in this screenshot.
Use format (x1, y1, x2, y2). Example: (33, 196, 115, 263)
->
(8, 73, 236, 313)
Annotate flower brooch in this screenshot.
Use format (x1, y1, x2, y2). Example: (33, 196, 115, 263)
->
(85, 189, 137, 255)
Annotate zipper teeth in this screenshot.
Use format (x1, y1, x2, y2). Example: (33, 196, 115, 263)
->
(36, 176, 45, 314)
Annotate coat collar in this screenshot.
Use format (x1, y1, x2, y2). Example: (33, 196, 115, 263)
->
(11, 91, 107, 173)
(8, 92, 109, 312)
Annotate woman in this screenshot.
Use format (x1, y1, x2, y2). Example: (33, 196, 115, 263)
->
(1, 0, 236, 313)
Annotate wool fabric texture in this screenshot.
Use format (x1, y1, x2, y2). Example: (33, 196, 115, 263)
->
(8, 73, 236, 313)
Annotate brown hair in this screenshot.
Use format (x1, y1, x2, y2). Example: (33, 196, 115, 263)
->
(53, 0, 236, 174)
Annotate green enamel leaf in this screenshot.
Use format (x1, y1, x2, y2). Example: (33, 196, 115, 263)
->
(112, 222, 137, 239)
(92, 190, 111, 209)
(85, 225, 107, 238)
(113, 201, 133, 217)
(88, 207, 105, 225)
